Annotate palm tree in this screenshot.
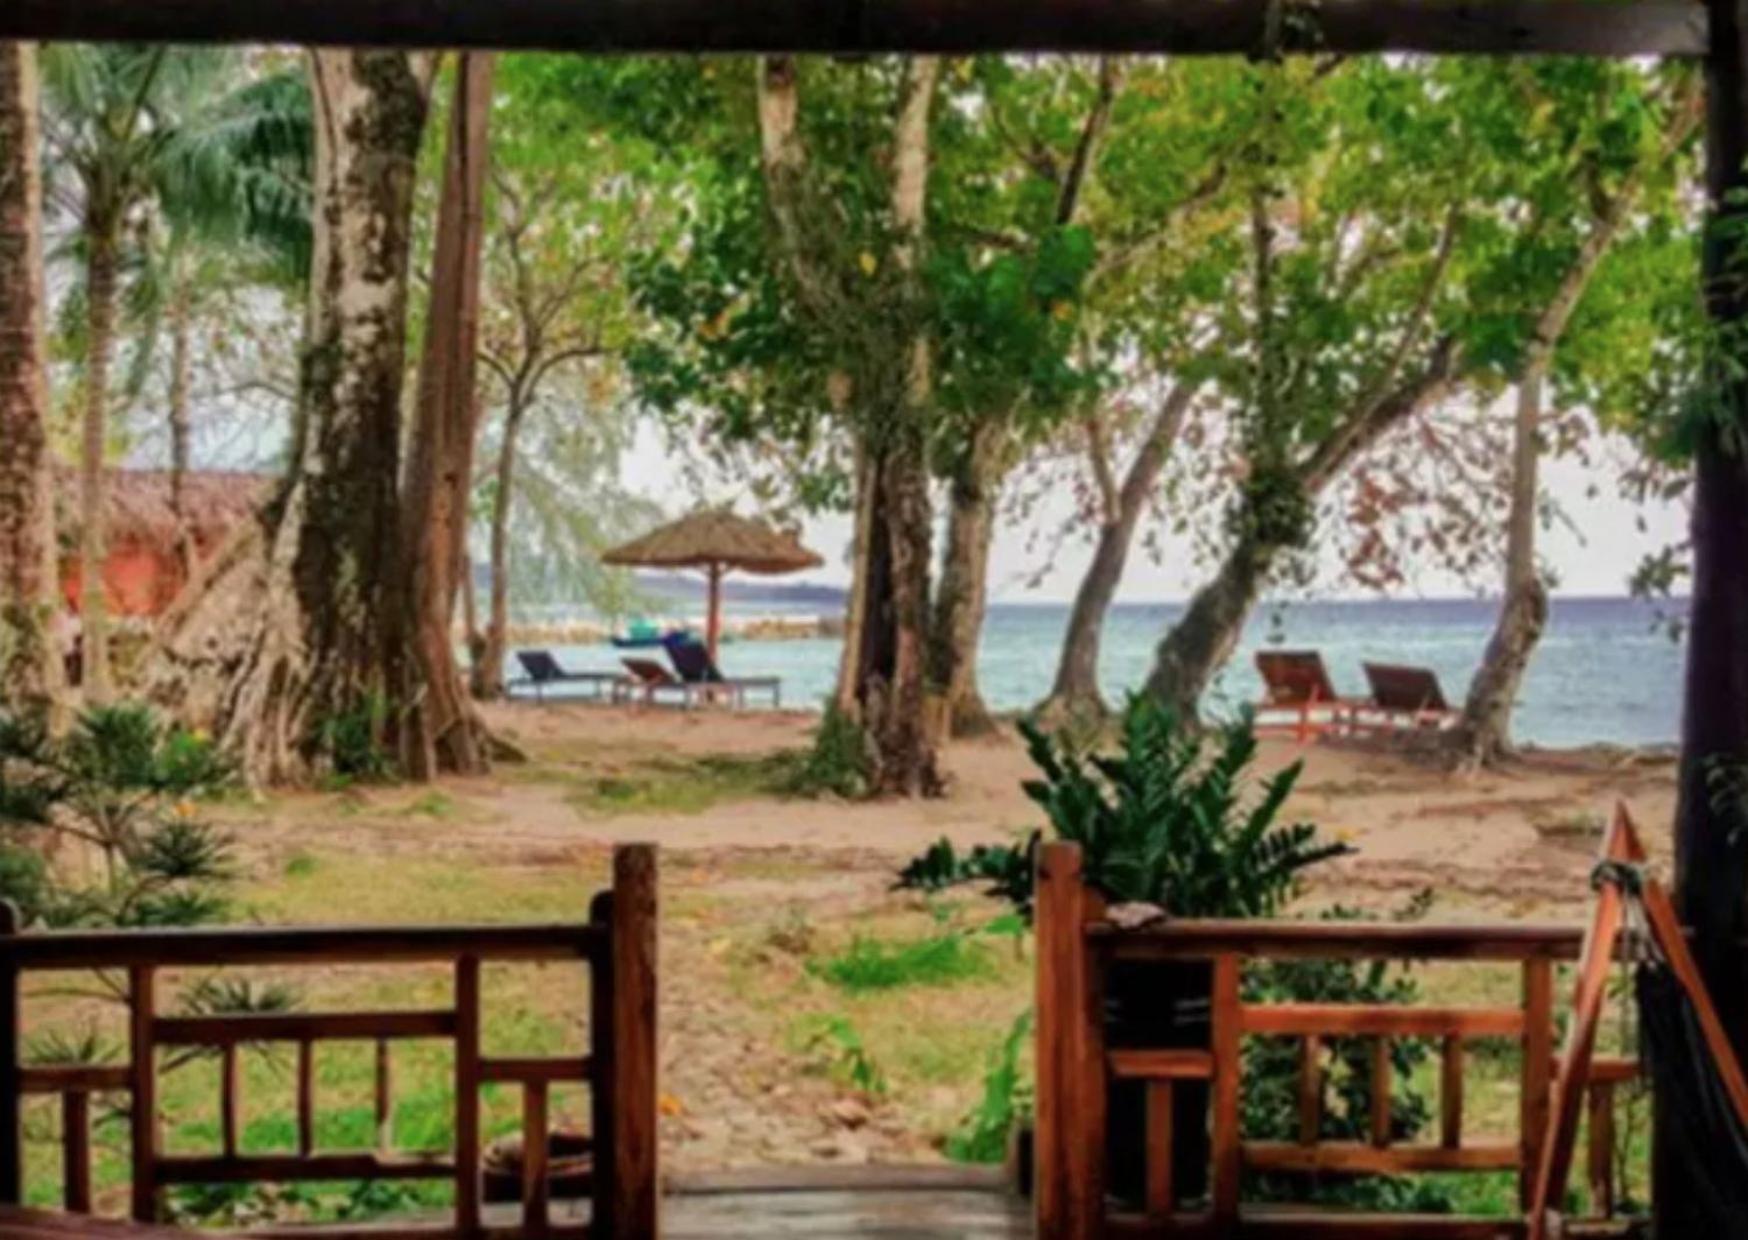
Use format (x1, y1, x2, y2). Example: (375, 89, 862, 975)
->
(0, 42, 65, 716)
(40, 46, 309, 702)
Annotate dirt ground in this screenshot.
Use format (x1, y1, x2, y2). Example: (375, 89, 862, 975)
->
(202, 701, 1675, 1176)
(239, 700, 1676, 913)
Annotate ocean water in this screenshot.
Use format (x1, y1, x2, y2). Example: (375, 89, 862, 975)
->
(537, 595, 1688, 748)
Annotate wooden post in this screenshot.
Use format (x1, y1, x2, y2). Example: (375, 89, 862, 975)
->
(705, 563, 724, 664)
(1209, 953, 1242, 1233)
(0, 902, 20, 1207)
(522, 1079, 551, 1234)
(296, 1039, 315, 1157)
(1662, 0, 1748, 1229)
(1520, 959, 1554, 1213)
(62, 1091, 90, 1213)
(128, 964, 156, 1222)
(1440, 1035, 1464, 1151)
(610, 844, 658, 1239)
(455, 956, 482, 1232)
(1035, 841, 1105, 1240)
(374, 1039, 393, 1152)
(589, 889, 616, 1237)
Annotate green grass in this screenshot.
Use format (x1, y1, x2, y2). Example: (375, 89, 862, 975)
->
(20, 958, 588, 1215)
(808, 930, 997, 992)
(12, 808, 1649, 1227)
(564, 752, 802, 817)
(398, 791, 460, 820)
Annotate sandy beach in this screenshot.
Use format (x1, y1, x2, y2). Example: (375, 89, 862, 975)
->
(243, 700, 1676, 911)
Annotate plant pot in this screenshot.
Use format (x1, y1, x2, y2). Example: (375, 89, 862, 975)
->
(482, 1128, 594, 1204)
(1105, 957, 1212, 1209)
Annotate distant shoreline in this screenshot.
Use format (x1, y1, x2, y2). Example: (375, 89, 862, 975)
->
(499, 592, 1688, 648)
(500, 613, 843, 647)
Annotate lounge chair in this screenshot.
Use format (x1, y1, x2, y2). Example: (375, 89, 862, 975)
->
(663, 636, 783, 709)
(1356, 662, 1459, 734)
(1253, 650, 1361, 742)
(617, 656, 708, 709)
(511, 650, 624, 704)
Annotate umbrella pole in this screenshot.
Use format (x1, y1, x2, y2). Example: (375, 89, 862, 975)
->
(706, 563, 723, 663)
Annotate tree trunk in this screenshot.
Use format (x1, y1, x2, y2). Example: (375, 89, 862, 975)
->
(1455, 82, 1698, 767)
(78, 217, 120, 703)
(1658, 6, 1748, 1233)
(1453, 374, 1549, 764)
(473, 400, 525, 700)
(1143, 535, 1273, 722)
(459, 547, 484, 684)
(863, 56, 943, 794)
(929, 420, 1005, 737)
(1144, 349, 1459, 724)
(154, 50, 429, 785)
(1040, 383, 1196, 728)
(0, 41, 64, 718)
(395, 51, 494, 780)
(167, 264, 195, 579)
(759, 53, 944, 793)
(834, 436, 876, 718)
(842, 420, 941, 795)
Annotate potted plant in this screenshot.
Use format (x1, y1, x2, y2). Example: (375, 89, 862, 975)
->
(899, 695, 1351, 1206)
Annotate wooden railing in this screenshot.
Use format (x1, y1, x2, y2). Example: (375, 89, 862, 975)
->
(0, 843, 658, 1238)
(1034, 841, 1632, 1239)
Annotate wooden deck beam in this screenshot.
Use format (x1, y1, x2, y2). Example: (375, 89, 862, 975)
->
(0, 0, 1709, 58)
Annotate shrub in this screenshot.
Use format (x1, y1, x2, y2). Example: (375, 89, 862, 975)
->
(945, 1010, 1034, 1163)
(809, 929, 995, 992)
(894, 835, 1038, 921)
(787, 702, 873, 799)
(0, 704, 236, 928)
(898, 696, 1352, 918)
(311, 693, 395, 784)
(0, 843, 49, 923)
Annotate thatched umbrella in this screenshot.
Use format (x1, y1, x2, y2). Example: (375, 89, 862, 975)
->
(602, 510, 823, 660)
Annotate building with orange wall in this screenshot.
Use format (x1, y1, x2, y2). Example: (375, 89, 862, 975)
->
(57, 468, 273, 619)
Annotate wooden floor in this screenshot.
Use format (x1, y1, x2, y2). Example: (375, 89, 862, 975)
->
(664, 1166, 1030, 1238)
(0, 1170, 1032, 1240)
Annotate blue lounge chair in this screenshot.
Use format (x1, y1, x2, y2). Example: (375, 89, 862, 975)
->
(512, 650, 624, 704)
(661, 635, 782, 708)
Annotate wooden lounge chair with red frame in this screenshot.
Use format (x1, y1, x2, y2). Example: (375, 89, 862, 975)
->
(618, 656, 705, 709)
(1253, 650, 1360, 742)
(1354, 661, 1459, 734)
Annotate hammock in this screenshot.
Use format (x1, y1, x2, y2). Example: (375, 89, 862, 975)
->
(1530, 803, 1748, 1240)
(1635, 952, 1748, 1220)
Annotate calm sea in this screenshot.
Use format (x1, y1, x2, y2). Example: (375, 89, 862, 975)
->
(540, 596, 1688, 748)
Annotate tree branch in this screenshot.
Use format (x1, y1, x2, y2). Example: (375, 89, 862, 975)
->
(1056, 56, 1124, 227)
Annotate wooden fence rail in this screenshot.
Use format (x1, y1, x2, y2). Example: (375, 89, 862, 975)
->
(0, 843, 659, 1239)
(1035, 841, 1632, 1240)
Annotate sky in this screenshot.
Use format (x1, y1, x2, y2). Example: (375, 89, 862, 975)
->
(618, 421, 1690, 606)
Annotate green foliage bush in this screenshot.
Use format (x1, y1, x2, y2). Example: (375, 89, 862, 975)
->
(787, 702, 873, 799)
(311, 693, 396, 784)
(898, 695, 1351, 917)
(0, 703, 235, 928)
(894, 835, 1038, 921)
(0, 844, 49, 924)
